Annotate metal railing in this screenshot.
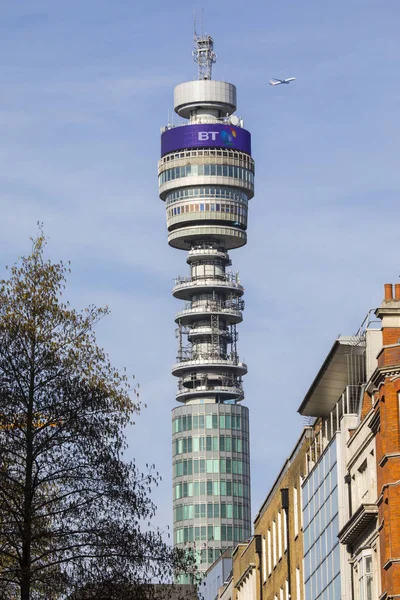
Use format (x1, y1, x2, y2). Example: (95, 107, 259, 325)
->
(174, 272, 241, 286)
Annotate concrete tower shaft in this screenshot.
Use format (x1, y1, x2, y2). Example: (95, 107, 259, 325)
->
(159, 58, 254, 578)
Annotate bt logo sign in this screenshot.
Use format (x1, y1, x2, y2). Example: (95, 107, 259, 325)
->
(198, 131, 219, 141)
(197, 128, 237, 146)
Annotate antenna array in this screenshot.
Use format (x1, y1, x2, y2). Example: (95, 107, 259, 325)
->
(192, 12, 217, 80)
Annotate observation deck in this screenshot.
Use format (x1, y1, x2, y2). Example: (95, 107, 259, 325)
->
(176, 381, 244, 403)
(174, 302, 244, 325)
(172, 273, 244, 301)
(172, 355, 247, 378)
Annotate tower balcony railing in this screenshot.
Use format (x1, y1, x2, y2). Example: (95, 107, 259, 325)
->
(176, 350, 241, 364)
(175, 299, 244, 322)
(172, 355, 248, 377)
(175, 272, 240, 285)
(183, 299, 245, 311)
(173, 273, 243, 296)
(176, 381, 244, 400)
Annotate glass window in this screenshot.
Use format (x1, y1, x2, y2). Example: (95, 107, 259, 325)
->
(214, 526, 221, 541)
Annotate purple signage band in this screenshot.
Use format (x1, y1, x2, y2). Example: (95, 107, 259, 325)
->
(161, 123, 251, 157)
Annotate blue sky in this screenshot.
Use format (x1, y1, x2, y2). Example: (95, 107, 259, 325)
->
(1, 0, 400, 533)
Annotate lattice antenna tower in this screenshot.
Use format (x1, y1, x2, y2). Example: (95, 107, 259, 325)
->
(192, 10, 217, 80)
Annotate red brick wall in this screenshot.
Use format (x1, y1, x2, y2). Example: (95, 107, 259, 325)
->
(375, 375, 400, 596)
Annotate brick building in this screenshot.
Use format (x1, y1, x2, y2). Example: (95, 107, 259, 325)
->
(366, 283, 400, 599)
(232, 429, 312, 600)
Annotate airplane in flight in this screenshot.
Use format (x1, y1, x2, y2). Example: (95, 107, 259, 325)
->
(269, 77, 296, 86)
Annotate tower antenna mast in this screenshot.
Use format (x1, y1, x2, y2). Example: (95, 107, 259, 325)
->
(192, 10, 217, 80)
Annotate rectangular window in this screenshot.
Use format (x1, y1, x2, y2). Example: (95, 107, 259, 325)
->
(267, 529, 272, 575)
(278, 511, 282, 559)
(272, 520, 277, 567)
(294, 485, 299, 537)
(283, 508, 287, 552)
(262, 536, 267, 583)
(299, 476, 304, 529)
(296, 567, 300, 600)
(358, 553, 373, 600)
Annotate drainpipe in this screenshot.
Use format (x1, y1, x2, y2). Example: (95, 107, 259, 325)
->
(344, 473, 355, 600)
(281, 488, 291, 599)
(255, 534, 263, 600)
(344, 473, 352, 517)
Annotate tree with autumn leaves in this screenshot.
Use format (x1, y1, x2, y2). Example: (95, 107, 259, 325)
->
(0, 234, 194, 600)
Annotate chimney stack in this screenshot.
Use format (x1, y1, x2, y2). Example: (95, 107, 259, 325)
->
(384, 283, 393, 302)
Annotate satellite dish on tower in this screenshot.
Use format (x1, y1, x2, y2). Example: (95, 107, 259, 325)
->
(230, 115, 239, 126)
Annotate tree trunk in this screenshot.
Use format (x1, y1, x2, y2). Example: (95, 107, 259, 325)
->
(21, 577, 30, 600)
(21, 343, 36, 600)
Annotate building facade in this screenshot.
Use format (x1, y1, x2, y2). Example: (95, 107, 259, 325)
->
(232, 429, 312, 600)
(199, 548, 233, 600)
(366, 283, 400, 599)
(298, 334, 372, 600)
(209, 283, 400, 600)
(158, 31, 254, 578)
